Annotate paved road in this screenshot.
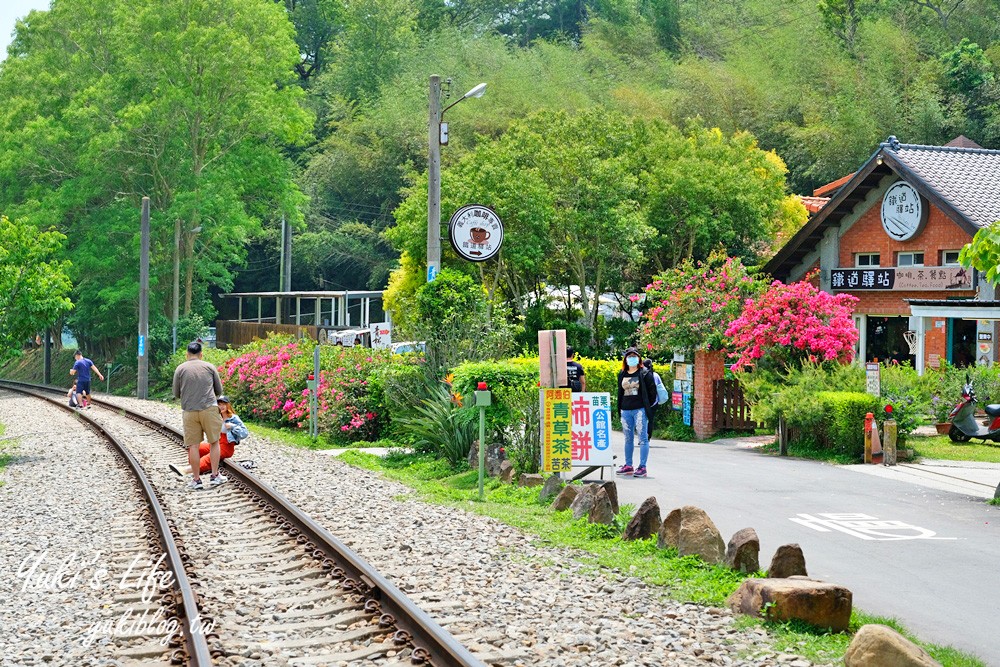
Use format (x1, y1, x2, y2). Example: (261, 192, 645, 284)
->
(580, 433, 1000, 665)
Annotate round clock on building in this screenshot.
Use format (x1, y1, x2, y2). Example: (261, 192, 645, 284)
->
(880, 180, 927, 241)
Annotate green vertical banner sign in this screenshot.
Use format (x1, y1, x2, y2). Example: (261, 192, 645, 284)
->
(540, 388, 572, 473)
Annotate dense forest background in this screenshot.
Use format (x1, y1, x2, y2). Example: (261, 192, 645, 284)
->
(1, 0, 998, 359)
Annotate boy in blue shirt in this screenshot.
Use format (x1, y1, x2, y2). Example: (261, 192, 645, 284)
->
(70, 350, 104, 409)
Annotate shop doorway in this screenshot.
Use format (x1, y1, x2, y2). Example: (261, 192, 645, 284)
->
(865, 316, 915, 365)
(947, 318, 977, 367)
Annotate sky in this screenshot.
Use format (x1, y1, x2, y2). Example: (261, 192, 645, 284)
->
(0, 0, 51, 60)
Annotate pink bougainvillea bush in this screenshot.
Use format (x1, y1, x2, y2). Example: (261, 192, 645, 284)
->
(725, 278, 859, 371)
(638, 251, 761, 354)
(218, 334, 410, 442)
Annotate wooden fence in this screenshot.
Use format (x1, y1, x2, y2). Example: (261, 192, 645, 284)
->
(712, 378, 757, 431)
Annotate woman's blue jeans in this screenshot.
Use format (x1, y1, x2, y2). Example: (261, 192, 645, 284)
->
(621, 408, 649, 468)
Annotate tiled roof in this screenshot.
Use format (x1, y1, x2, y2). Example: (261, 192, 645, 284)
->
(889, 142, 1000, 229)
(799, 195, 830, 213)
(813, 172, 854, 197)
(944, 135, 984, 149)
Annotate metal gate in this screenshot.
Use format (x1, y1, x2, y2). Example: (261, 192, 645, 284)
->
(713, 379, 757, 431)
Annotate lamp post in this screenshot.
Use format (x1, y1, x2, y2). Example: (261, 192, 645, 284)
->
(427, 76, 486, 282)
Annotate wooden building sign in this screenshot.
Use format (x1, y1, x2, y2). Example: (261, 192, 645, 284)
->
(831, 266, 972, 291)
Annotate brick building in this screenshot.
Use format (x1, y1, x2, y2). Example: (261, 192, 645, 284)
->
(765, 136, 1000, 374)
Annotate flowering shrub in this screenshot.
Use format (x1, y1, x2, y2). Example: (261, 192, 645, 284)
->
(638, 251, 760, 354)
(218, 334, 410, 442)
(725, 278, 859, 371)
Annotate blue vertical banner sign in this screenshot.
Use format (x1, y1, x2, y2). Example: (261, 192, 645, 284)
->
(138, 335, 146, 357)
(682, 393, 693, 426)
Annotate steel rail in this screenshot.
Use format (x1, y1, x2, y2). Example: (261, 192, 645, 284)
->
(1, 380, 484, 667)
(0, 382, 213, 666)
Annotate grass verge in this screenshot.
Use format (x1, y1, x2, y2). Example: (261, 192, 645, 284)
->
(250, 423, 399, 451)
(909, 434, 1000, 463)
(335, 449, 984, 667)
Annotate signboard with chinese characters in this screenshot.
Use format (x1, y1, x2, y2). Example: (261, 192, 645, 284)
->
(369, 322, 392, 349)
(865, 362, 880, 397)
(682, 393, 693, 426)
(880, 181, 927, 241)
(448, 204, 504, 262)
(830, 266, 972, 291)
(569, 393, 614, 467)
(540, 388, 572, 473)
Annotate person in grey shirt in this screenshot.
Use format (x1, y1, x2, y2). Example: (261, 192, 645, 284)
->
(173, 341, 225, 489)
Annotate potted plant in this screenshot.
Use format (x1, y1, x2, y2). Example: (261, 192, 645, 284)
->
(931, 394, 953, 434)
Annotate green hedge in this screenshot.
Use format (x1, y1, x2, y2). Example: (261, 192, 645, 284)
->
(816, 391, 881, 459)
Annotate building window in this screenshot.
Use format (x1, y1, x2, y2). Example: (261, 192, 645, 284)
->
(856, 253, 880, 267)
(897, 252, 924, 267)
(942, 250, 961, 266)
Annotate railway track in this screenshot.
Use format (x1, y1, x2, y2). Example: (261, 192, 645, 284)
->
(0, 381, 483, 667)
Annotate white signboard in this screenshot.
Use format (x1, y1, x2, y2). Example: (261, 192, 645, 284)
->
(370, 322, 392, 349)
(448, 204, 503, 262)
(865, 362, 880, 397)
(570, 392, 614, 467)
(880, 181, 927, 241)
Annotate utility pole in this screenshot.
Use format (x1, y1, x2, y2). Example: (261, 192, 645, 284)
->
(427, 74, 442, 283)
(172, 218, 180, 354)
(138, 197, 150, 400)
(43, 329, 51, 385)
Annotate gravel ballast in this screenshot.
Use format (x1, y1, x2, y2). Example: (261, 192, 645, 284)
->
(3, 392, 825, 666)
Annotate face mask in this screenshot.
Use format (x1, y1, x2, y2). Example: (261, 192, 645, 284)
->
(626, 356, 639, 367)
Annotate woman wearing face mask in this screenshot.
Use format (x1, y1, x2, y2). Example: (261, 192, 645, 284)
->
(616, 347, 656, 478)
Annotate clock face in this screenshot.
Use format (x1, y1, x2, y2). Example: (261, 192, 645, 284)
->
(880, 181, 926, 241)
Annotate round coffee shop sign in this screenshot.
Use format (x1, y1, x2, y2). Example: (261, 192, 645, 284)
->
(449, 204, 503, 262)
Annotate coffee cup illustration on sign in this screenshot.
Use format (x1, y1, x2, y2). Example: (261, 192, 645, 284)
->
(469, 227, 491, 244)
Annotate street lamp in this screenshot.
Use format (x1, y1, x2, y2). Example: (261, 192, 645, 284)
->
(427, 76, 487, 282)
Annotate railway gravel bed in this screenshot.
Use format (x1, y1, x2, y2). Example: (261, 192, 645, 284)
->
(0, 392, 174, 667)
(94, 396, 825, 667)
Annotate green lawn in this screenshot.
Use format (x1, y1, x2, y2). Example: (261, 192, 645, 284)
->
(910, 434, 1000, 463)
(333, 449, 984, 667)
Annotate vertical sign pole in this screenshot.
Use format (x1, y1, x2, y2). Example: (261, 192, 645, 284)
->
(311, 345, 321, 439)
(884, 419, 897, 466)
(427, 75, 442, 282)
(478, 403, 486, 500)
(138, 197, 150, 400)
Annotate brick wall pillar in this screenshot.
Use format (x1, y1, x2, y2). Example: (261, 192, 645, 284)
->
(693, 349, 726, 440)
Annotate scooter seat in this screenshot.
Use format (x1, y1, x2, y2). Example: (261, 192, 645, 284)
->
(985, 404, 1000, 416)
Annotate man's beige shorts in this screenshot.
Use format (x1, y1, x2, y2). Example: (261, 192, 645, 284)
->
(182, 407, 223, 447)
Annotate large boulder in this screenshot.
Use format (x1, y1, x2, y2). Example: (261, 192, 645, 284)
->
(539, 474, 564, 501)
(656, 508, 682, 550)
(570, 485, 599, 519)
(727, 578, 852, 633)
(550, 484, 580, 511)
(845, 624, 941, 667)
(468, 440, 505, 477)
(599, 481, 619, 515)
(623, 497, 661, 541)
(677, 506, 726, 565)
(498, 460, 515, 484)
(768, 544, 808, 578)
(588, 488, 616, 525)
(518, 473, 544, 488)
(725, 528, 761, 573)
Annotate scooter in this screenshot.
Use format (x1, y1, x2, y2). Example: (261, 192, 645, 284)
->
(948, 381, 1000, 442)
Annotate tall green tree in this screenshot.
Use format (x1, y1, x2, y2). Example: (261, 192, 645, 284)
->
(0, 0, 311, 353)
(0, 216, 74, 364)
